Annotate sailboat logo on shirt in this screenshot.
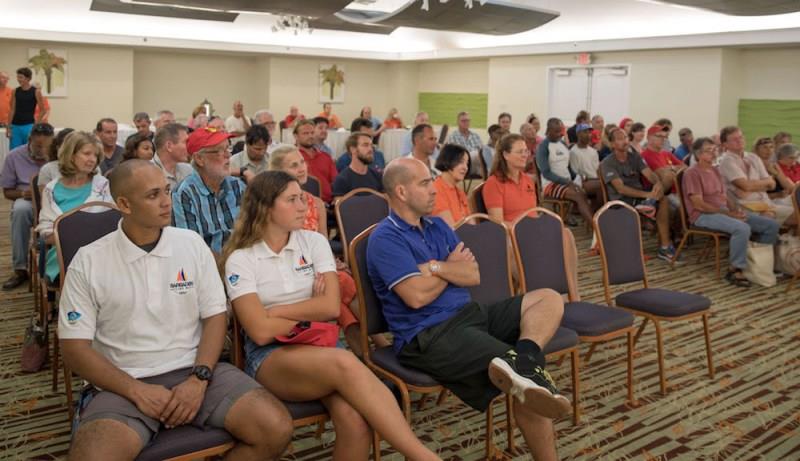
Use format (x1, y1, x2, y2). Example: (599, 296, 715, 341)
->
(170, 268, 194, 295)
(294, 255, 314, 275)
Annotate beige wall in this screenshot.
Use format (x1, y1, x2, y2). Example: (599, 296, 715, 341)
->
(718, 48, 743, 129)
(0, 39, 133, 130)
(418, 60, 489, 93)
(739, 46, 800, 100)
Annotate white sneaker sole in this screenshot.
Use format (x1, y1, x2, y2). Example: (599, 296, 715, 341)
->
(488, 358, 572, 419)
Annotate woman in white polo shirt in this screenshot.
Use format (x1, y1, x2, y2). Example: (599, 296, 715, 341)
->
(222, 171, 440, 461)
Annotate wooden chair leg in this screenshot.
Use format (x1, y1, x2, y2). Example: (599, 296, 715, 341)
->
(315, 421, 325, 438)
(570, 349, 580, 425)
(672, 233, 690, 269)
(713, 236, 721, 279)
(485, 403, 495, 460)
(435, 389, 448, 406)
(64, 365, 75, 422)
(702, 313, 715, 379)
(506, 395, 516, 455)
(626, 330, 635, 405)
(52, 333, 60, 392)
(653, 320, 667, 395)
(372, 430, 382, 461)
(583, 343, 597, 364)
(633, 318, 649, 348)
(398, 384, 412, 422)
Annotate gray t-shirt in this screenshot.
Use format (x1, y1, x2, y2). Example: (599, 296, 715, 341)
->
(152, 153, 193, 190)
(230, 150, 269, 175)
(600, 151, 648, 202)
(99, 145, 124, 174)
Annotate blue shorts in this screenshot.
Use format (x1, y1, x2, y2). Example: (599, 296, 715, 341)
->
(244, 334, 346, 378)
(10, 123, 33, 150)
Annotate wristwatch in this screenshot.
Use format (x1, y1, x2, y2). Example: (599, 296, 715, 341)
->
(428, 260, 441, 275)
(191, 365, 212, 382)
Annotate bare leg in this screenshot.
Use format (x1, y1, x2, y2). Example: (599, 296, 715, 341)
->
(656, 196, 671, 246)
(514, 401, 558, 461)
(582, 179, 601, 211)
(322, 393, 372, 461)
(223, 388, 293, 461)
(68, 419, 142, 461)
(257, 346, 440, 461)
(518, 289, 564, 348)
(561, 186, 594, 225)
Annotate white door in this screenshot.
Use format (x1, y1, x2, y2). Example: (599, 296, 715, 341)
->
(589, 66, 630, 127)
(547, 67, 590, 123)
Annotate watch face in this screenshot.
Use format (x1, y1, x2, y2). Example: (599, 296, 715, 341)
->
(194, 366, 212, 381)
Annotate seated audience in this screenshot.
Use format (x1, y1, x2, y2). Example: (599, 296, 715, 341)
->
(38, 128, 75, 189)
(152, 123, 193, 190)
(336, 118, 386, 172)
(627, 122, 646, 156)
(752, 137, 791, 203)
(568, 123, 601, 209)
(641, 124, 686, 195)
(367, 157, 570, 460)
(383, 107, 403, 130)
(481, 124, 503, 176)
(619, 117, 633, 135)
(359, 106, 384, 134)
(401, 111, 431, 155)
(597, 124, 618, 161)
(776, 143, 800, 186)
(252, 109, 281, 153)
(95, 118, 124, 174)
(295, 120, 336, 203)
(432, 144, 471, 227)
(208, 116, 225, 130)
(122, 133, 155, 162)
(312, 116, 334, 157)
(525, 113, 543, 143)
(173, 128, 245, 255)
(61, 160, 292, 461)
(536, 118, 594, 226)
(37, 132, 113, 282)
(674, 128, 694, 161)
(447, 111, 483, 155)
(590, 114, 604, 150)
(654, 118, 674, 152)
(718, 126, 793, 225)
(230, 125, 270, 184)
(222, 171, 441, 461)
(520, 122, 540, 176)
(682, 137, 779, 287)
(318, 103, 342, 129)
(498, 112, 512, 133)
(773, 131, 792, 149)
(483, 134, 537, 225)
(1, 122, 53, 290)
(566, 110, 590, 145)
(225, 100, 251, 145)
(193, 113, 209, 130)
(407, 124, 440, 178)
(187, 106, 205, 129)
(282, 105, 304, 127)
(153, 109, 175, 130)
(601, 128, 677, 261)
(132, 112, 154, 143)
(332, 133, 383, 199)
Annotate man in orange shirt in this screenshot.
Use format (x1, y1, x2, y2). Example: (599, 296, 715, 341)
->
(295, 119, 336, 203)
(318, 103, 342, 129)
(0, 71, 12, 126)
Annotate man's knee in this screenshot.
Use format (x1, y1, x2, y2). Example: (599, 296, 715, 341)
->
(228, 388, 292, 456)
(523, 289, 564, 319)
(69, 419, 143, 461)
(11, 199, 33, 223)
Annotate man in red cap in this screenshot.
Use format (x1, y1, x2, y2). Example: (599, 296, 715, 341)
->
(172, 127, 246, 256)
(641, 124, 686, 195)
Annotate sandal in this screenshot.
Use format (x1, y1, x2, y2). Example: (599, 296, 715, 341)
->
(725, 270, 751, 288)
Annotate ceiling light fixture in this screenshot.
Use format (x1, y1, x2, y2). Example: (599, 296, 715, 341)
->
(271, 14, 313, 35)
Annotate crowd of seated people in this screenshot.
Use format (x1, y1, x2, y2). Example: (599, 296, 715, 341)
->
(3, 89, 800, 461)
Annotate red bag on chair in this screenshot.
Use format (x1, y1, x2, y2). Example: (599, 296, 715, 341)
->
(276, 321, 339, 348)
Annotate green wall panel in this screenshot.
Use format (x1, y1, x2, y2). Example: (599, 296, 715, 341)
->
(418, 92, 488, 128)
(738, 99, 800, 147)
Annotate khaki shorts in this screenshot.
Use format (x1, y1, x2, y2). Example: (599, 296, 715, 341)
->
(77, 362, 261, 446)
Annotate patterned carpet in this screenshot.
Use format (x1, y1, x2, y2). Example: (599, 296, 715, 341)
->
(1, 199, 799, 460)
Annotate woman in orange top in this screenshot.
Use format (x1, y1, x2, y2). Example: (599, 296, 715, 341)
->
(382, 107, 403, 130)
(432, 144, 471, 227)
(269, 145, 389, 355)
(483, 134, 537, 225)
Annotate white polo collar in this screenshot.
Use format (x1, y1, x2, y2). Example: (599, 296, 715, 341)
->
(252, 231, 301, 259)
(115, 221, 173, 264)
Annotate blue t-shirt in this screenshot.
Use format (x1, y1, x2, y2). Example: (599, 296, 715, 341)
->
(45, 182, 92, 281)
(367, 211, 471, 352)
(674, 144, 690, 161)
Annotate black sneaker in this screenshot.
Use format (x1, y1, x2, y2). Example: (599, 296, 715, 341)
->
(725, 270, 751, 288)
(488, 351, 571, 419)
(2, 271, 28, 291)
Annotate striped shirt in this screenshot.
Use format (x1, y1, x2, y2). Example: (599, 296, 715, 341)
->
(172, 171, 246, 254)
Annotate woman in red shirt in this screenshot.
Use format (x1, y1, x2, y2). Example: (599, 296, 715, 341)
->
(432, 144, 471, 227)
(382, 108, 403, 130)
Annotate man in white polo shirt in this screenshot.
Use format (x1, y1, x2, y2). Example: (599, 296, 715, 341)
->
(59, 159, 292, 461)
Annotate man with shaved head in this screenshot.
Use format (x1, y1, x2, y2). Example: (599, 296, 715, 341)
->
(60, 159, 292, 461)
(367, 157, 569, 460)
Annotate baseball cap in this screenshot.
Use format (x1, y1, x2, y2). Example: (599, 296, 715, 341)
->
(186, 127, 233, 155)
(647, 125, 668, 136)
(576, 123, 592, 133)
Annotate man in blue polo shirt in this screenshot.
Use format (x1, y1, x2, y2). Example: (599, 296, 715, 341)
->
(366, 157, 569, 461)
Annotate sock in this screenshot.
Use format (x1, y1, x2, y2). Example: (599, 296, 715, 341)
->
(514, 339, 545, 372)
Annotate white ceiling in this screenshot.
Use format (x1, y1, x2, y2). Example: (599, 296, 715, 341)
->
(1, 0, 799, 60)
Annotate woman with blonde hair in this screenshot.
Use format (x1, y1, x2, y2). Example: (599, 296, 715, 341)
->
(37, 131, 113, 282)
(221, 171, 440, 461)
(382, 107, 403, 130)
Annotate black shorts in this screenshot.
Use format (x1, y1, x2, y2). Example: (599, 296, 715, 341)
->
(398, 296, 522, 412)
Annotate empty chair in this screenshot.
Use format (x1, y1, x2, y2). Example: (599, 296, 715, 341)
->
(454, 214, 514, 305)
(593, 201, 714, 395)
(335, 188, 388, 264)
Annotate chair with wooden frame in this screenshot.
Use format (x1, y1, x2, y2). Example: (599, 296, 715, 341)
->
(671, 170, 729, 278)
(349, 226, 507, 460)
(334, 188, 388, 265)
(467, 181, 487, 214)
(786, 184, 800, 293)
(463, 148, 488, 193)
(537, 175, 573, 222)
(302, 174, 321, 198)
(593, 201, 715, 395)
(28, 173, 41, 294)
(511, 208, 636, 418)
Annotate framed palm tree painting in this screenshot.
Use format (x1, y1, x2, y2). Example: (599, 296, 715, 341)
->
(28, 48, 68, 98)
(319, 64, 345, 103)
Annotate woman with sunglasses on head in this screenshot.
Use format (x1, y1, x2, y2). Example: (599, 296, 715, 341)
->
(222, 171, 441, 461)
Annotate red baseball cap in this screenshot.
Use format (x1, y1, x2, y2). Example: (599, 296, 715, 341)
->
(186, 128, 234, 155)
(647, 124, 668, 136)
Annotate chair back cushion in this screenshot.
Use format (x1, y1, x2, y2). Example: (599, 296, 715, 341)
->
(596, 202, 645, 285)
(513, 213, 570, 295)
(350, 227, 388, 335)
(469, 182, 487, 214)
(337, 191, 388, 251)
(55, 203, 121, 273)
(302, 175, 321, 198)
(455, 217, 512, 304)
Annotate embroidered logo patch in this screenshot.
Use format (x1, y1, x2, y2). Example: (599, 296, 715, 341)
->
(294, 255, 314, 275)
(170, 268, 195, 295)
(67, 311, 81, 324)
(228, 274, 240, 286)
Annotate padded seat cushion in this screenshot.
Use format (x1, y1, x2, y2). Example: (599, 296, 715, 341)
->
(284, 400, 328, 420)
(562, 302, 634, 336)
(136, 426, 233, 461)
(615, 288, 710, 317)
(371, 346, 440, 387)
(543, 327, 579, 355)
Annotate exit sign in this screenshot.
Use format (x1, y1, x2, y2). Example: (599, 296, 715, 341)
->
(576, 53, 592, 65)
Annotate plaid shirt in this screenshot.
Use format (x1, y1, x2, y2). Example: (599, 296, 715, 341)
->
(447, 129, 483, 153)
(172, 171, 246, 254)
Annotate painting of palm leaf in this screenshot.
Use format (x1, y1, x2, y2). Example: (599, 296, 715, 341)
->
(319, 64, 345, 103)
(27, 48, 68, 97)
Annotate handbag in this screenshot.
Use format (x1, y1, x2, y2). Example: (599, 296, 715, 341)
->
(743, 242, 776, 287)
(21, 316, 48, 372)
(276, 321, 339, 348)
(775, 234, 800, 276)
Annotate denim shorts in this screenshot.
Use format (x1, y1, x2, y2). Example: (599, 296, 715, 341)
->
(244, 333, 346, 378)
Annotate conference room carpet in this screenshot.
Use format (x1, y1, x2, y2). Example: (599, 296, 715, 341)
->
(1, 199, 798, 460)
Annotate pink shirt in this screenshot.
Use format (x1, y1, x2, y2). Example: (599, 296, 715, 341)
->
(682, 165, 727, 223)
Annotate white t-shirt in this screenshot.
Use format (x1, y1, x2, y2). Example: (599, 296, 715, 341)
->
(225, 115, 248, 144)
(225, 230, 337, 307)
(718, 151, 770, 203)
(541, 141, 572, 188)
(569, 145, 599, 179)
(58, 225, 227, 378)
